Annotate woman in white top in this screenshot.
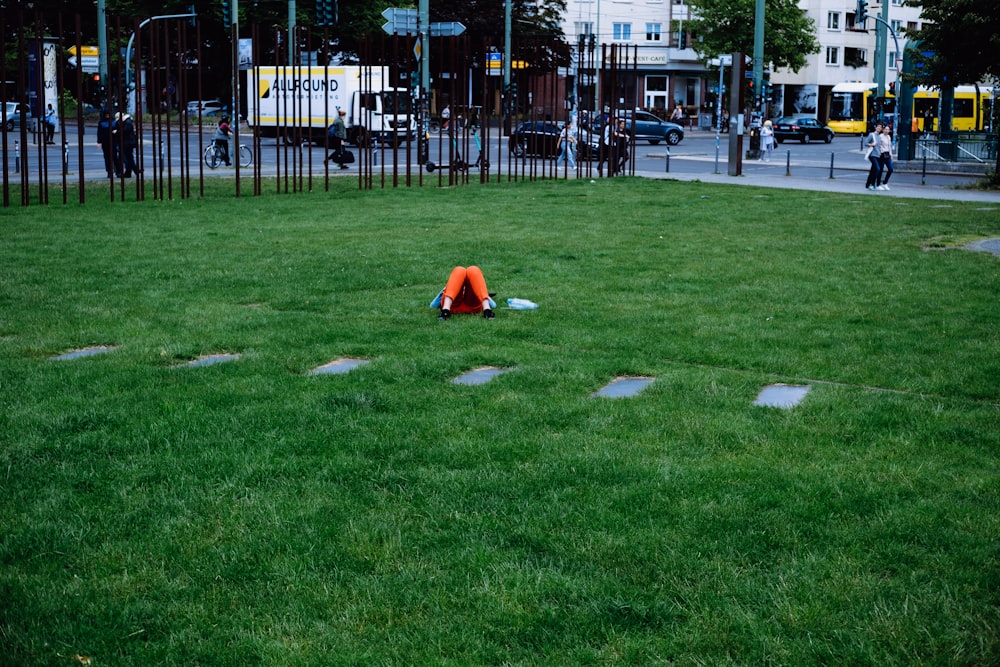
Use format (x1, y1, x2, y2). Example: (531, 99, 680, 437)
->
(760, 120, 775, 161)
(876, 125, 894, 190)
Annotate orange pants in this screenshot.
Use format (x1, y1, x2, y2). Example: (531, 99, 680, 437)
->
(443, 265, 489, 313)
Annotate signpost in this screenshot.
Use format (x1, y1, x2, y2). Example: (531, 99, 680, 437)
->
(429, 22, 466, 37)
(381, 8, 417, 36)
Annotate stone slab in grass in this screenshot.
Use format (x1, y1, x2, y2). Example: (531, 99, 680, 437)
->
(592, 376, 655, 398)
(309, 357, 370, 375)
(179, 353, 242, 368)
(452, 366, 510, 386)
(754, 383, 810, 409)
(49, 345, 116, 361)
(966, 238, 1000, 257)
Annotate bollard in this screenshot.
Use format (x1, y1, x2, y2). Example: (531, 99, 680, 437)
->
(713, 132, 721, 174)
(63, 141, 69, 176)
(829, 152, 835, 179)
(785, 150, 790, 176)
(14, 140, 19, 173)
(921, 149, 927, 186)
(664, 147, 670, 173)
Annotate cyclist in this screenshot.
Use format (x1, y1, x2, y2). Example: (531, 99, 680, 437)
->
(213, 116, 232, 166)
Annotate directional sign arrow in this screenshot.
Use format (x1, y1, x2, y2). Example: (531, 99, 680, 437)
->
(429, 21, 466, 37)
(381, 7, 418, 35)
(382, 7, 417, 22)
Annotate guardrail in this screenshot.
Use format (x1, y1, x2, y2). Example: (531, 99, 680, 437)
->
(915, 135, 998, 163)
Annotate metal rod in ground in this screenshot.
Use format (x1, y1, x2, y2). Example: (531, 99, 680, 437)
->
(714, 133, 721, 174)
(922, 149, 927, 185)
(785, 150, 790, 176)
(664, 148, 670, 173)
(829, 152, 835, 179)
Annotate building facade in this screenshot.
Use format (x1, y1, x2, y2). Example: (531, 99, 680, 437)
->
(558, 0, 926, 122)
(768, 0, 925, 121)
(562, 0, 709, 121)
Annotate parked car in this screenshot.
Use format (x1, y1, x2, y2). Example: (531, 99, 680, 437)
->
(186, 99, 225, 117)
(773, 116, 835, 144)
(584, 109, 684, 146)
(508, 121, 600, 160)
(3, 101, 32, 131)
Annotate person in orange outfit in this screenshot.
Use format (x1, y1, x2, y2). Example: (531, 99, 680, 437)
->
(432, 266, 495, 320)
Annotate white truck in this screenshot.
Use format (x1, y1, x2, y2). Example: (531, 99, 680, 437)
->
(246, 65, 415, 145)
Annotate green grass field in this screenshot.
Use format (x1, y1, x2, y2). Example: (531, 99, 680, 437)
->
(2, 178, 998, 665)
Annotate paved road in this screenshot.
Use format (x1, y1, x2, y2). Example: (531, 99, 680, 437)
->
(5, 123, 998, 203)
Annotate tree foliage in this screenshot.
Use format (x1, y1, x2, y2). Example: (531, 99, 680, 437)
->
(685, 0, 819, 73)
(906, 0, 1000, 86)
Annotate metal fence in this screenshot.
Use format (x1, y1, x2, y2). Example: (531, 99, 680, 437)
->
(1, 8, 655, 208)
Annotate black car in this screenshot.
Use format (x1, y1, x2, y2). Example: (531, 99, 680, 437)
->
(773, 116, 835, 144)
(508, 121, 599, 160)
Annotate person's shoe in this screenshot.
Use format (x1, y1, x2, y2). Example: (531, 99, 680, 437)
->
(882, 184, 890, 190)
(438, 308, 451, 321)
(867, 185, 877, 191)
(339, 164, 349, 169)
(483, 308, 495, 320)
(877, 184, 887, 190)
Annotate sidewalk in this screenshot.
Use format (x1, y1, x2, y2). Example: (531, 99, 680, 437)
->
(637, 168, 1000, 203)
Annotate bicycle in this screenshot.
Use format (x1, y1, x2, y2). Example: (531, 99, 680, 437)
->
(204, 141, 252, 169)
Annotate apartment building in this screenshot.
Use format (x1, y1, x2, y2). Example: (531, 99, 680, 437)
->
(563, 0, 708, 116)
(769, 0, 924, 120)
(559, 0, 925, 121)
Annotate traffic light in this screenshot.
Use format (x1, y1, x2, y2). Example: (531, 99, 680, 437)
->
(222, 0, 232, 29)
(316, 0, 334, 27)
(855, 0, 868, 23)
(679, 31, 687, 49)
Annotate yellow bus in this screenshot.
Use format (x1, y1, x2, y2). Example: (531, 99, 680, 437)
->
(912, 86, 993, 132)
(829, 82, 992, 134)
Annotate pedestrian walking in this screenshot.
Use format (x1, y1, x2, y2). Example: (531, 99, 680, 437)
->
(864, 121, 884, 191)
(760, 119, 775, 161)
(877, 124, 894, 190)
(324, 109, 349, 169)
(556, 122, 577, 171)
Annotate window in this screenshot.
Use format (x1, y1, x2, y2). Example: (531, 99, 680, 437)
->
(826, 47, 840, 66)
(646, 23, 661, 41)
(575, 21, 594, 37)
(891, 0, 903, 5)
(890, 19, 901, 34)
(889, 51, 898, 70)
(613, 23, 632, 41)
(827, 12, 841, 30)
(844, 47, 867, 68)
(907, 21, 918, 32)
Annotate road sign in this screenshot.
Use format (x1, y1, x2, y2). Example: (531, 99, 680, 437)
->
(429, 21, 466, 37)
(381, 7, 417, 36)
(67, 45, 100, 73)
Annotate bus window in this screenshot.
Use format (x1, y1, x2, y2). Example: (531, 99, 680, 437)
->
(829, 92, 863, 121)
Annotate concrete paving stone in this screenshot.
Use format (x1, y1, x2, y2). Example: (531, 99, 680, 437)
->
(49, 345, 116, 360)
(754, 383, 811, 409)
(309, 357, 370, 375)
(452, 366, 509, 385)
(592, 376, 655, 398)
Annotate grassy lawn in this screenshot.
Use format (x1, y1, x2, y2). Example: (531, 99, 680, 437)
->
(1, 178, 998, 665)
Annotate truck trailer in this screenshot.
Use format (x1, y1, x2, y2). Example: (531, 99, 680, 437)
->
(247, 65, 415, 145)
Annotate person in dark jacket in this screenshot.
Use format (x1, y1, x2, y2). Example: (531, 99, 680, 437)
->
(96, 111, 115, 178)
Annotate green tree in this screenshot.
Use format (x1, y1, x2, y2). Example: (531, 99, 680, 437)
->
(907, 0, 999, 184)
(906, 0, 1000, 86)
(685, 0, 819, 73)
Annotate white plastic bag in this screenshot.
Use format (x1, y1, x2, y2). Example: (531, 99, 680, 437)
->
(506, 298, 538, 310)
